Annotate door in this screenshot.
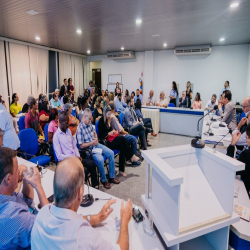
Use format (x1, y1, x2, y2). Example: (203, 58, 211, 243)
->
(92, 68, 101, 95)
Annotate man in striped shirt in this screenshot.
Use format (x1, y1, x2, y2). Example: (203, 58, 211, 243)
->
(0, 147, 48, 249)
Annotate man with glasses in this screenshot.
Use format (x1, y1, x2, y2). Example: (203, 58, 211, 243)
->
(238, 97, 250, 134)
(77, 108, 120, 189)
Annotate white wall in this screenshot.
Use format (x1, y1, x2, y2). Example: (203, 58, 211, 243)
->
(87, 44, 249, 105)
(90, 61, 102, 80)
(246, 44, 250, 96)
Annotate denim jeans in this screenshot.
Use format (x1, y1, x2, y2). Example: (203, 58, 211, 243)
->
(92, 143, 115, 182)
(124, 134, 137, 155)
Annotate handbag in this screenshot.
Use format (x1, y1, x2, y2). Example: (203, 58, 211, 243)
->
(107, 131, 119, 142)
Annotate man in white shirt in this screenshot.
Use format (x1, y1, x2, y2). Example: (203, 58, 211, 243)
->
(205, 94, 218, 111)
(146, 90, 155, 106)
(31, 157, 132, 250)
(0, 101, 20, 150)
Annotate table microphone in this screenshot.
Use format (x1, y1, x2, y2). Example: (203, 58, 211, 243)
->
(17, 151, 42, 172)
(80, 181, 94, 207)
(212, 128, 233, 152)
(191, 105, 218, 149)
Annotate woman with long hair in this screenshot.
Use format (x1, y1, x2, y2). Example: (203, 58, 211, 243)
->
(186, 81, 193, 108)
(39, 96, 50, 131)
(169, 81, 178, 107)
(124, 89, 129, 102)
(48, 108, 59, 143)
(98, 105, 141, 176)
(192, 92, 203, 109)
(93, 96, 103, 123)
(10, 93, 22, 117)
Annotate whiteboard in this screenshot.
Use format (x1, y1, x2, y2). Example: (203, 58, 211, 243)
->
(107, 84, 116, 93)
(108, 74, 122, 83)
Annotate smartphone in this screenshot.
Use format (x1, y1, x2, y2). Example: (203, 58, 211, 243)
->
(38, 194, 54, 209)
(132, 207, 144, 223)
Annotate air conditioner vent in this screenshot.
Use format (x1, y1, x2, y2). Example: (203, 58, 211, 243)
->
(107, 51, 135, 60)
(174, 45, 211, 56)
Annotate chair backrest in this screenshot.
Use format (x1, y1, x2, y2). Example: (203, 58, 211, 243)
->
(239, 111, 246, 122)
(52, 143, 58, 163)
(44, 123, 49, 142)
(119, 112, 124, 126)
(95, 120, 99, 138)
(18, 116, 26, 131)
(18, 128, 39, 157)
(168, 103, 175, 107)
(18, 111, 22, 114)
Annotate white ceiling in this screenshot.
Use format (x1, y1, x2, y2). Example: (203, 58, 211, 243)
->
(0, 0, 249, 55)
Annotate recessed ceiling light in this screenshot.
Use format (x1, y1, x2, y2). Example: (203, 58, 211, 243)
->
(121, 47, 124, 50)
(219, 38, 225, 42)
(163, 43, 167, 47)
(87, 50, 90, 54)
(76, 29, 82, 34)
(35, 36, 40, 41)
(152, 34, 160, 37)
(230, 3, 239, 8)
(26, 10, 39, 16)
(136, 19, 142, 24)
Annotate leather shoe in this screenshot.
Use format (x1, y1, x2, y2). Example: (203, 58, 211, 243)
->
(147, 143, 152, 147)
(101, 181, 111, 189)
(109, 178, 120, 184)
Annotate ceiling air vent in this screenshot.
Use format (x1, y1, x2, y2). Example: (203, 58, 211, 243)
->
(107, 51, 135, 60)
(174, 45, 211, 56)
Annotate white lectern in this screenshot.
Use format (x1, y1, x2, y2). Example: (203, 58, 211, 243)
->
(141, 145, 244, 250)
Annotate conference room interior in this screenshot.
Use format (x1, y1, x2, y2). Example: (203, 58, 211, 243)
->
(0, 0, 250, 249)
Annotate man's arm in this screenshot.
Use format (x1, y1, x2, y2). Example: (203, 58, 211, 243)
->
(53, 133, 68, 161)
(221, 104, 234, 122)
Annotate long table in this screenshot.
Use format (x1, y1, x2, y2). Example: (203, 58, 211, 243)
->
(142, 106, 204, 137)
(17, 157, 164, 250)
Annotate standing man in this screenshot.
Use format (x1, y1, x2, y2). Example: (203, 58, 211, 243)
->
(218, 90, 237, 130)
(220, 81, 230, 98)
(146, 90, 155, 106)
(0, 96, 20, 150)
(134, 89, 143, 105)
(59, 79, 68, 98)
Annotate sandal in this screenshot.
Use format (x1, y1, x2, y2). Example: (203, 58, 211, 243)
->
(101, 181, 111, 189)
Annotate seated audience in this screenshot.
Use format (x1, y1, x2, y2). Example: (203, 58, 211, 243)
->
(103, 94, 109, 107)
(105, 89, 109, 95)
(134, 89, 143, 105)
(102, 90, 105, 97)
(25, 97, 45, 139)
(124, 89, 130, 103)
(64, 103, 79, 136)
(61, 95, 70, 110)
(78, 96, 88, 121)
(114, 87, 122, 101)
(237, 97, 250, 134)
(114, 82, 120, 95)
(205, 94, 218, 111)
(131, 91, 135, 100)
(10, 93, 22, 117)
(0, 96, 20, 150)
(218, 90, 237, 130)
(123, 97, 147, 150)
(77, 109, 120, 189)
(93, 96, 103, 123)
(0, 147, 48, 249)
(156, 91, 168, 107)
(179, 91, 187, 107)
(135, 99, 157, 137)
(109, 102, 139, 158)
(87, 80, 93, 93)
(48, 108, 59, 143)
(39, 97, 50, 131)
(220, 80, 230, 98)
(146, 90, 155, 106)
(186, 81, 193, 108)
(99, 106, 141, 176)
(51, 93, 62, 109)
(0, 128, 3, 147)
(90, 94, 98, 111)
(115, 93, 127, 112)
(22, 103, 29, 113)
(31, 157, 132, 250)
(192, 92, 203, 109)
(38, 93, 43, 112)
(227, 125, 250, 197)
(59, 78, 68, 98)
(68, 78, 75, 100)
(169, 81, 178, 106)
(53, 111, 98, 187)
(108, 92, 114, 102)
(92, 80, 99, 94)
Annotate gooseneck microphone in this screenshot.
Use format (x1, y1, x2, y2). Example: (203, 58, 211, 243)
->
(191, 105, 218, 148)
(80, 181, 94, 207)
(212, 128, 233, 151)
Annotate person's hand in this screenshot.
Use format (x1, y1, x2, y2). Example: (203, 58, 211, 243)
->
(218, 103, 222, 109)
(92, 138, 98, 146)
(140, 118, 143, 122)
(97, 199, 116, 223)
(38, 138, 44, 143)
(231, 131, 241, 146)
(238, 117, 247, 129)
(23, 166, 42, 190)
(160, 104, 163, 107)
(18, 165, 27, 183)
(120, 199, 132, 224)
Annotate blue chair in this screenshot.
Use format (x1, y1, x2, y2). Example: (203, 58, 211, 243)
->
(71, 109, 76, 117)
(52, 143, 58, 164)
(119, 112, 124, 125)
(44, 123, 49, 142)
(168, 103, 175, 107)
(18, 116, 25, 131)
(18, 111, 22, 114)
(18, 128, 51, 166)
(239, 111, 246, 123)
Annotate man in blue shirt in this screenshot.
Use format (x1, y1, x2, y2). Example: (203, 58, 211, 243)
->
(134, 89, 143, 105)
(51, 93, 62, 109)
(115, 93, 127, 112)
(0, 147, 48, 249)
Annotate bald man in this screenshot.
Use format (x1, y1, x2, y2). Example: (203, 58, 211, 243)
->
(146, 90, 155, 106)
(237, 97, 250, 134)
(31, 157, 132, 250)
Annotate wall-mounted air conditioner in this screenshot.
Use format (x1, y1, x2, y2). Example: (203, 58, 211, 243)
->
(174, 45, 211, 56)
(107, 51, 135, 60)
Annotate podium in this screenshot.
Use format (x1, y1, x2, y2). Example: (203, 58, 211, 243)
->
(141, 145, 244, 250)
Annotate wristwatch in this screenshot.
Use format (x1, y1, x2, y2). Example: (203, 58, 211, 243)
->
(87, 215, 91, 224)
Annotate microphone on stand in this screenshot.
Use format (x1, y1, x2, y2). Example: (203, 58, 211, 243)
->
(191, 105, 218, 148)
(212, 128, 233, 152)
(17, 151, 42, 172)
(80, 181, 94, 207)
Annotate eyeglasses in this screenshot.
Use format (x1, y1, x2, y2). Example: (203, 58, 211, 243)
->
(86, 115, 91, 121)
